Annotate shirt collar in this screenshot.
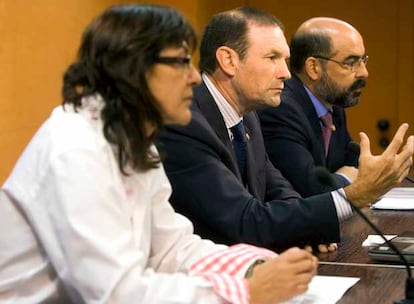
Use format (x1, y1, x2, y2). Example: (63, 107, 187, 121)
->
(202, 73, 242, 129)
(303, 85, 332, 118)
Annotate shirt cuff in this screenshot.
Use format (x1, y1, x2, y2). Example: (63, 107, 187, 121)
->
(335, 172, 352, 184)
(331, 188, 353, 221)
(189, 244, 277, 304)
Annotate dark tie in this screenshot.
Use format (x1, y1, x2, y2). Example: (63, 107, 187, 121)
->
(320, 112, 334, 155)
(230, 121, 247, 176)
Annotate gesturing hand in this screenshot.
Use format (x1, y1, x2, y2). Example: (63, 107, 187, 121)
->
(345, 123, 414, 208)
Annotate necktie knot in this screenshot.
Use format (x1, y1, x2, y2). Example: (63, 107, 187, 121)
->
(231, 121, 246, 142)
(320, 112, 333, 130)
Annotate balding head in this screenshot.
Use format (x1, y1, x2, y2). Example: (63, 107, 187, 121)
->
(289, 17, 368, 108)
(296, 17, 358, 37)
(290, 17, 364, 73)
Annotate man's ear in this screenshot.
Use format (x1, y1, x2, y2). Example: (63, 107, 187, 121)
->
(215, 46, 239, 76)
(304, 57, 323, 81)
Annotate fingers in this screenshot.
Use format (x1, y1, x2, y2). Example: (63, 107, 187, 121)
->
(305, 243, 337, 253)
(328, 243, 338, 252)
(280, 247, 312, 262)
(396, 135, 414, 167)
(294, 272, 314, 287)
(248, 249, 317, 304)
(384, 123, 409, 155)
(304, 245, 313, 253)
(399, 156, 413, 178)
(317, 244, 328, 253)
(312, 256, 318, 275)
(405, 135, 414, 149)
(359, 132, 371, 158)
(278, 247, 316, 274)
(407, 135, 414, 149)
(295, 284, 310, 295)
(392, 134, 414, 181)
(319, 243, 338, 252)
(398, 166, 412, 183)
(293, 261, 318, 292)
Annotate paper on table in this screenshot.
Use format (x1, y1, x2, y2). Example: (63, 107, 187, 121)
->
(379, 187, 414, 198)
(282, 275, 359, 304)
(371, 187, 414, 210)
(372, 198, 414, 210)
(362, 234, 397, 247)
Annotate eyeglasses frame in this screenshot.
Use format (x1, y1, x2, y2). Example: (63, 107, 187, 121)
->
(313, 55, 369, 71)
(153, 55, 192, 68)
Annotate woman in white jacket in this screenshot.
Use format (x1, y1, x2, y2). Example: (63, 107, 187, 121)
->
(0, 4, 317, 304)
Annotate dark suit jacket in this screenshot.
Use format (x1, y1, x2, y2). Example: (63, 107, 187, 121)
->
(159, 82, 340, 251)
(258, 75, 359, 197)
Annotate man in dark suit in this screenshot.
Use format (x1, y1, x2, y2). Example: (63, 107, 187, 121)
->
(258, 17, 367, 197)
(159, 8, 413, 252)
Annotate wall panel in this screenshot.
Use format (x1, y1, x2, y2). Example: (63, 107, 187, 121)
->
(0, 0, 202, 183)
(247, 0, 413, 154)
(2, 0, 413, 183)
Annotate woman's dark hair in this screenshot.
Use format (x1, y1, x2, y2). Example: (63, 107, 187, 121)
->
(62, 4, 196, 174)
(199, 6, 284, 74)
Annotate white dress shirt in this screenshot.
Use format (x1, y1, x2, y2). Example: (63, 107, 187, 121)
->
(0, 96, 230, 303)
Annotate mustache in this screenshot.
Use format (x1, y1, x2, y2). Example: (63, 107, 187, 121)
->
(350, 79, 367, 91)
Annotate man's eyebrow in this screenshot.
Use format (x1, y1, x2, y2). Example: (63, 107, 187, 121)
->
(343, 54, 365, 61)
(265, 50, 283, 57)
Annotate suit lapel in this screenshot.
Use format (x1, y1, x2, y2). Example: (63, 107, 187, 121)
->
(287, 76, 327, 163)
(193, 83, 232, 148)
(193, 82, 243, 180)
(243, 114, 256, 187)
(326, 107, 342, 164)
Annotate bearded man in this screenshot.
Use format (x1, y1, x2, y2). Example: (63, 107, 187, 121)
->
(258, 17, 368, 197)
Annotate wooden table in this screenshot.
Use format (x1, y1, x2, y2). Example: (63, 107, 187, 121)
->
(317, 208, 414, 303)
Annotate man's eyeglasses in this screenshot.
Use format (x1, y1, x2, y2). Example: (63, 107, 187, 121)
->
(314, 55, 369, 72)
(154, 56, 192, 69)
